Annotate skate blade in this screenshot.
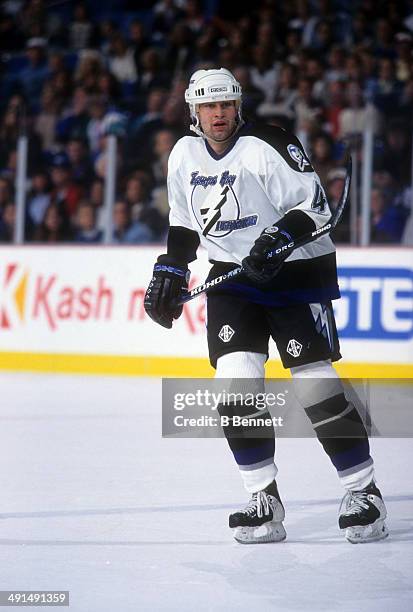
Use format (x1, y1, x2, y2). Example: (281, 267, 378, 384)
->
(345, 519, 389, 544)
(234, 521, 287, 544)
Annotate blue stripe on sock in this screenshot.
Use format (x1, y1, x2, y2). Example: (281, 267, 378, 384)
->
(232, 440, 275, 467)
(330, 440, 371, 472)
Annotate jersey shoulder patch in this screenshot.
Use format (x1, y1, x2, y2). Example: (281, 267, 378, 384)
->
(242, 123, 314, 173)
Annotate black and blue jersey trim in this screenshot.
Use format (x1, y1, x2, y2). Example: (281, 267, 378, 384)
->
(210, 282, 340, 307)
(207, 252, 340, 306)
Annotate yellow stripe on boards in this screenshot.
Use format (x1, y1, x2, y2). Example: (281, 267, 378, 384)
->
(0, 351, 411, 379)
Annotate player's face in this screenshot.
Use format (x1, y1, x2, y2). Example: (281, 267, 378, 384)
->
(197, 101, 238, 142)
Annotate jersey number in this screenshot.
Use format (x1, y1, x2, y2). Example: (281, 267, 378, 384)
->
(311, 183, 327, 214)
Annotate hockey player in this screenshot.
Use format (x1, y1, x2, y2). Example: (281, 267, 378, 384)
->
(144, 68, 388, 544)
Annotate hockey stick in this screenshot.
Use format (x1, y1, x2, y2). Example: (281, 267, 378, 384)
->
(177, 155, 352, 305)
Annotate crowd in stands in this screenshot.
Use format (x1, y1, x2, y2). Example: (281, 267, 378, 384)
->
(0, 0, 412, 245)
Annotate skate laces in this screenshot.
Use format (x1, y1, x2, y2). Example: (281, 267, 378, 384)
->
(244, 491, 271, 518)
(340, 490, 370, 516)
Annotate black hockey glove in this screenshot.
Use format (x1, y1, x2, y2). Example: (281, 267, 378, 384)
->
(242, 225, 293, 285)
(144, 255, 190, 329)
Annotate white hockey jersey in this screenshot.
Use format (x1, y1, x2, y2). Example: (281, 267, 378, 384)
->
(167, 124, 340, 305)
(168, 124, 335, 265)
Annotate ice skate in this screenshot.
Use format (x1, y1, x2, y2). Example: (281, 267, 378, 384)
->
(339, 481, 389, 543)
(229, 481, 286, 544)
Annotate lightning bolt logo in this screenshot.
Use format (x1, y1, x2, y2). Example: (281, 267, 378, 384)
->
(200, 186, 229, 236)
(310, 303, 332, 349)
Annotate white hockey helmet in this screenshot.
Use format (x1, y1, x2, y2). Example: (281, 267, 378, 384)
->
(185, 68, 243, 139)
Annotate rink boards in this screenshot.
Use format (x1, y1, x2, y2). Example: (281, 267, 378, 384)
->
(0, 245, 411, 377)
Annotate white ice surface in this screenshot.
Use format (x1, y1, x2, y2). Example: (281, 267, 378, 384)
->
(0, 373, 412, 612)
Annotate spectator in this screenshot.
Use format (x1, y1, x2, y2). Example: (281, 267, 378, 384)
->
(233, 66, 264, 119)
(33, 202, 72, 243)
(123, 88, 168, 172)
(137, 48, 167, 95)
(150, 95, 187, 141)
(152, 0, 185, 42)
(0, 177, 14, 214)
(108, 34, 137, 84)
(124, 174, 167, 239)
(377, 119, 413, 187)
(56, 86, 90, 142)
(86, 97, 107, 156)
(128, 19, 149, 72)
(74, 49, 104, 93)
(294, 76, 323, 135)
(265, 62, 298, 122)
(394, 32, 413, 81)
(1, 149, 18, 182)
(34, 83, 62, 149)
(249, 45, 279, 103)
(325, 46, 347, 83)
(218, 47, 238, 73)
(338, 80, 382, 140)
(97, 19, 118, 55)
(0, 98, 42, 174)
(367, 57, 403, 115)
(373, 19, 396, 59)
(0, 201, 15, 242)
(4, 93, 26, 115)
(49, 68, 73, 104)
(402, 205, 413, 245)
(131, 87, 166, 133)
(27, 170, 52, 228)
(96, 70, 121, 105)
(284, 28, 303, 66)
(112, 200, 153, 244)
(311, 19, 334, 53)
(311, 132, 336, 188)
(370, 187, 408, 243)
(151, 158, 170, 218)
(343, 53, 364, 82)
(255, 22, 277, 58)
(93, 123, 124, 182)
(350, 11, 372, 47)
(73, 200, 102, 243)
(169, 76, 188, 101)
(326, 168, 350, 243)
(399, 77, 413, 121)
(69, 2, 98, 50)
(66, 137, 94, 187)
(228, 30, 252, 68)
(0, 11, 25, 52)
(47, 51, 66, 79)
(183, 0, 205, 36)
(372, 168, 399, 203)
(194, 22, 220, 63)
(324, 79, 346, 140)
(306, 56, 327, 101)
(358, 48, 377, 82)
(50, 152, 83, 218)
(151, 129, 177, 185)
(88, 177, 105, 230)
(20, 0, 47, 39)
(17, 37, 49, 103)
(164, 23, 194, 79)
